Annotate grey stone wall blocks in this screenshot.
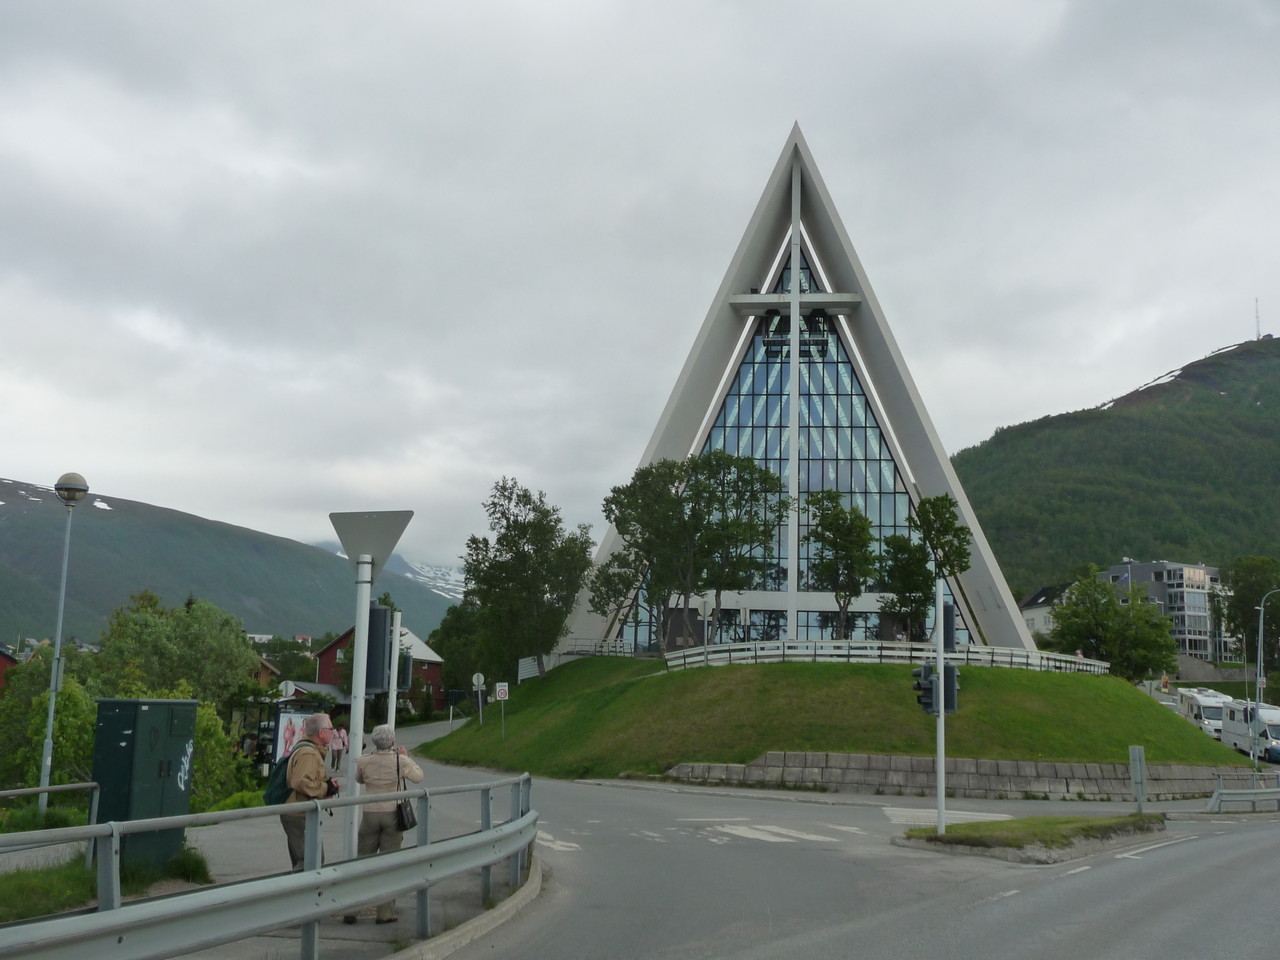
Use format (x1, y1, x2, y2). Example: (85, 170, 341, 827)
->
(663, 751, 1259, 800)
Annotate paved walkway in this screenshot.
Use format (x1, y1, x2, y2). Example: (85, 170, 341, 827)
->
(174, 718, 530, 960)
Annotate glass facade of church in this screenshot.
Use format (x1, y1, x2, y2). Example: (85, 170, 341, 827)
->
(615, 248, 967, 650)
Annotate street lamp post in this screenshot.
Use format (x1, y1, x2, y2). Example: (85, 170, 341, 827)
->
(1253, 588, 1280, 769)
(37, 472, 89, 815)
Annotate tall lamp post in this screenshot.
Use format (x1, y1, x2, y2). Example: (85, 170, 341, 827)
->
(1253, 588, 1280, 768)
(38, 472, 89, 815)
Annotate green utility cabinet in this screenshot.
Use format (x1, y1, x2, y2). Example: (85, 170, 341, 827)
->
(92, 698, 198, 868)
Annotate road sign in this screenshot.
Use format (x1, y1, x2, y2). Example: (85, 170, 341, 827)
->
(472, 672, 485, 688)
(495, 682, 509, 701)
(1260, 678, 1268, 689)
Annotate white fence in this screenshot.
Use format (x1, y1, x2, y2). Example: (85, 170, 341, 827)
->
(663, 639, 1110, 674)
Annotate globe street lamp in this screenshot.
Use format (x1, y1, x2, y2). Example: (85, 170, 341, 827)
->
(37, 472, 89, 815)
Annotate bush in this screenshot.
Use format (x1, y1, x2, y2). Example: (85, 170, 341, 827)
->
(205, 789, 266, 812)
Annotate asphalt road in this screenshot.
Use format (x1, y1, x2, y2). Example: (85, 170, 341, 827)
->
(447, 779, 1280, 960)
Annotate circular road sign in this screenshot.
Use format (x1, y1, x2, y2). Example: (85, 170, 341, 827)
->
(472, 672, 485, 688)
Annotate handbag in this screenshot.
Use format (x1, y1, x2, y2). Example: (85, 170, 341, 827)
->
(394, 754, 417, 831)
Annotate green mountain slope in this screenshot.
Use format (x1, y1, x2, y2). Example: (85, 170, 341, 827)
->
(0, 480, 452, 646)
(953, 338, 1280, 598)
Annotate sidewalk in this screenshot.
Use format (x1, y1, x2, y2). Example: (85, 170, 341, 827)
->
(0, 719, 534, 960)
(174, 718, 530, 960)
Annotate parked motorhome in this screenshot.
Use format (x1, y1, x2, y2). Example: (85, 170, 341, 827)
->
(1175, 687, 1230, 739)
(1221, 700, 1280, 762)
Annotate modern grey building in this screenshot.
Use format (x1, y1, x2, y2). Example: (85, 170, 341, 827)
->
(1101, 559, 1236, 661)
(564, 126, 1034, 654)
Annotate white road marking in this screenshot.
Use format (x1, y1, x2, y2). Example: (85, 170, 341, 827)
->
(1115, 836, 1196, 859)
(710, 824, 796, 842)
(824, 824, 869, 835)
(1062, 865, 1091, 876)
(883, 807, 1015, 826)
(678, 817, 751, 822)
(976, 890, 1020, 905)
(749, 825, 842, 842)
(536, 831, 581, 852)
(706, 823, 843, 843)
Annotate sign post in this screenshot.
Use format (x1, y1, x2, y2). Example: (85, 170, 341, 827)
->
(473, 672, 485, 725)
(495, 682, 509, 740)
(329, 510, 413, 860)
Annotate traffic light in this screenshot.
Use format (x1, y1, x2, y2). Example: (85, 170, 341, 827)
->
(912, 663, 935, 714)
(366, 604, 393, 694)
(942, 664, 959, 714)
(943, 602, 956, 653)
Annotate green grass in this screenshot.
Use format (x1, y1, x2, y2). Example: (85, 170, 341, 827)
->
(0, 804, 88, 834)
(904, 813, 1166, 849)
(0, 845, 212, 923)
(420, 657, 1250, 778)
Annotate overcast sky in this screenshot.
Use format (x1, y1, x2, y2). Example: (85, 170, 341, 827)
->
(3, 1, 1277, 567)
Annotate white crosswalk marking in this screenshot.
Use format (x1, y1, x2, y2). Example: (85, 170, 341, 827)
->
(883, 807, 1014, 826)
(710, 824, 798, 842)
(536, 830, 581, 851)
(708, 823, 843, 843)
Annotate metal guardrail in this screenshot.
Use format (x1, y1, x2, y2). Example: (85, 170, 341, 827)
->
(0, 782, 100, 869)
(1204, 773, 1280, 812)
(663, 639, 1110, 674)
(0, 773, 536, 960)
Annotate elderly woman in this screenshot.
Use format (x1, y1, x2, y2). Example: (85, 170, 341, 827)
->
(343, 724, 424, 924)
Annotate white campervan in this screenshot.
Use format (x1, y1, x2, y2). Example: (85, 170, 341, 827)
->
(1175, 687, 1230, 739)
(1221, 700, 1280, 762)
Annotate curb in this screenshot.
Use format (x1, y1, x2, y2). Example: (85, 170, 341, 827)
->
(889, 826, 1168, 864)
(389, 855, 543, 960)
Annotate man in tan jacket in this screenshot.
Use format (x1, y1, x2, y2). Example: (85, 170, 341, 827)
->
(279, 712, 337, 870)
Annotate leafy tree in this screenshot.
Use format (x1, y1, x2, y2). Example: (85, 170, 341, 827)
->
(1041, 565, 1177, 681)
(686, 451, 790, 645)
(464, 478, 593, 679)
(910, 494, 972, 579)
(426, 598, 482, 697)
(877, 534, 935, 642)
(1218, 556, 1280, 666)
(802, 490, 876, 640)
(877, 494, 973, 644)
(89, 591, 258, 705)
(591, 458, 690, 653)
(0, 648, 97, 792)
(591, 453, 789, 651)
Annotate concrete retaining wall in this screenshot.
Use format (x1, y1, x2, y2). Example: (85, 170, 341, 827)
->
(665, 752, 1276, 800)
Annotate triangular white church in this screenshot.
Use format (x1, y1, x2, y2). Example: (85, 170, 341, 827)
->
(565, 126, 1035, 653)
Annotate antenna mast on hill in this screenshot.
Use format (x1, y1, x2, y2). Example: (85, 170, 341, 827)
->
(1257, 298, 1262, 339)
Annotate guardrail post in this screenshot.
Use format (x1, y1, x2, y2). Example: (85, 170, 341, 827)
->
(84, 784, 101, 869)
(480, 787, 492, 904)
(509, 782, 522, 887)
(415, 793, 432, 940)
(96, 822, 122, 911)
(301, 804, 322, 960)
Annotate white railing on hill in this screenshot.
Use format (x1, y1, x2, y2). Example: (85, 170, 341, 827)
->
(663, 639, 1109, 674)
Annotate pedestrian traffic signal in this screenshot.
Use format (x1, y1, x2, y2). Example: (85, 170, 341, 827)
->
(942, 663, 959, 714)
(912, 663, 935, 714)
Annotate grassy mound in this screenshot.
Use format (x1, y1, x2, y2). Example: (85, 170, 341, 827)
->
(420, 657, 1248, 779)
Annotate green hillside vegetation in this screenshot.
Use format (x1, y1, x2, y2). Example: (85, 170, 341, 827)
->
(420, 658, 1248, 778)
(952, 338, 1280, 598)
(0, 481, 451, 644)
